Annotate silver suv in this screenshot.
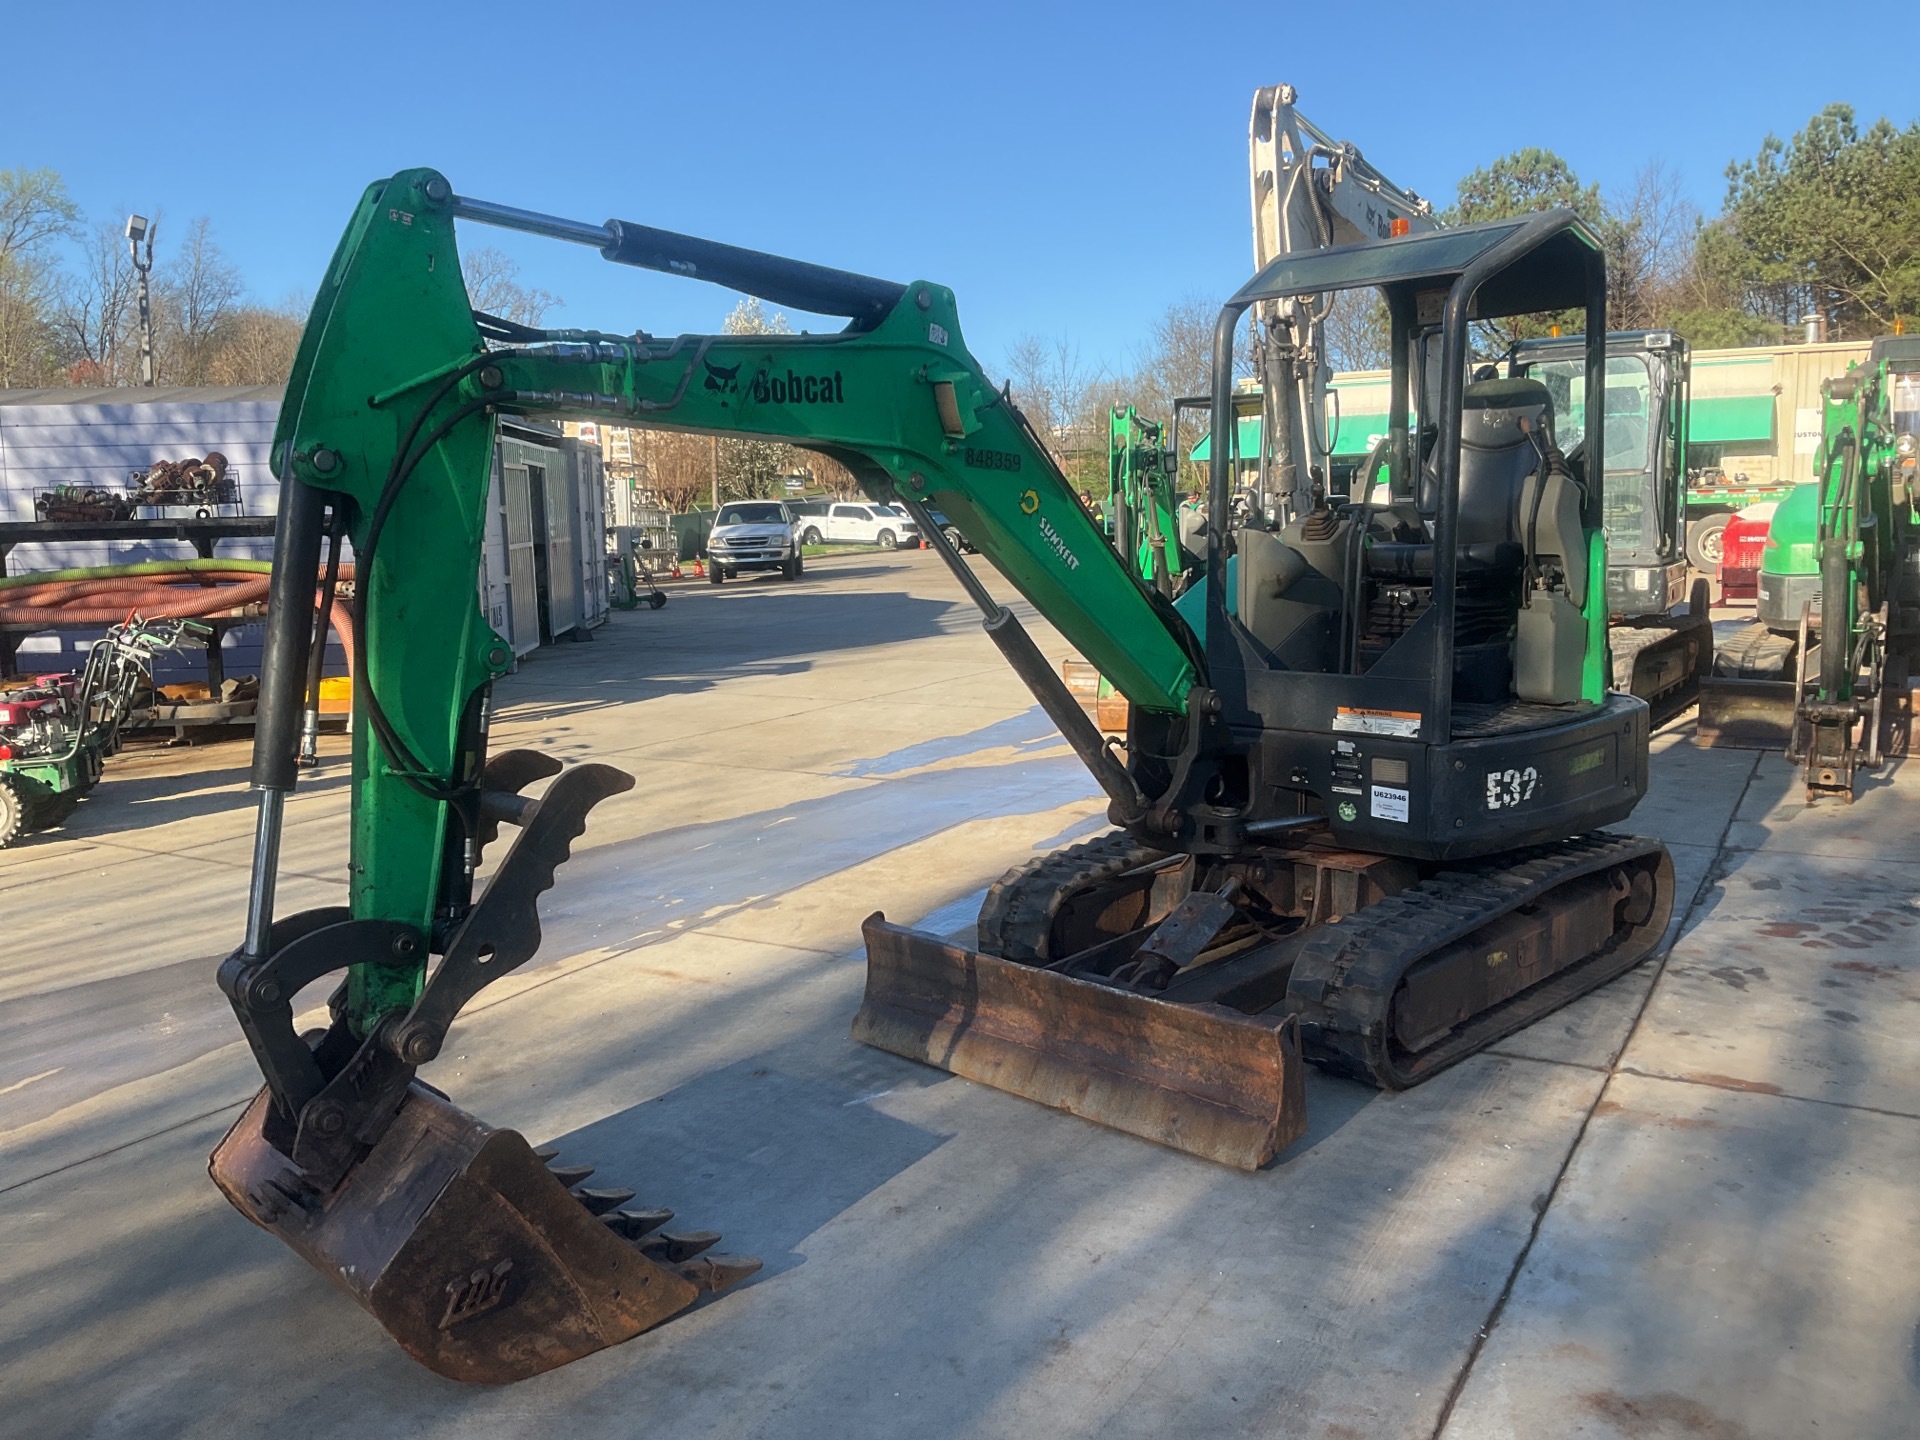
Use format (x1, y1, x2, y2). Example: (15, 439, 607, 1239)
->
(704, 500, 802, 584)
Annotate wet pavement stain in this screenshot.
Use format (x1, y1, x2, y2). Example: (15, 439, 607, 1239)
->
(1580, 1390, 1752, 1440)
(1679, 1072, 1786, 1096)
(1592, 1100, 1742, 1132)
(1832, 960, 1905, 980)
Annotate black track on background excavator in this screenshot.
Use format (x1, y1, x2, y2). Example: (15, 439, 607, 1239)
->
(1610, 581, 1715, 729)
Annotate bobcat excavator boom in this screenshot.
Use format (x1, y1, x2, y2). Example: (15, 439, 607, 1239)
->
(221, 169, 1674, 1382)
(214, 168, 1200, 1383)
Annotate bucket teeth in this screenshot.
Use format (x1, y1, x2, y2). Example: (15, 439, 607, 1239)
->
(677, 1253, 763, 1295)
(495, 1140, 750, 1292)
(601, 1206, 674, 1239)
(637, 1229, 721, 1263)
(573, 1186, 636, 1216)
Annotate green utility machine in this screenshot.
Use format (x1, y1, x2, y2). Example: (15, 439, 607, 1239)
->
(1700, 336, 1920, 796)
(1106, 403, 1197, 595)
(215, 172, 1675, 1384)
(0, 616, 207, 845)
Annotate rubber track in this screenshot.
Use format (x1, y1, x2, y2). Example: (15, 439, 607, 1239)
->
(1711, 621, 1796, 679)
(1612, 615, 1712, 727)
(1285, 831, 1670, 1090)
(977, 830, 1168, 962)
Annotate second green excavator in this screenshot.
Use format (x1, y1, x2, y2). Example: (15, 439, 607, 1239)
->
(216, 170, 1675, 1382)
(1699, 337, 1920, 796)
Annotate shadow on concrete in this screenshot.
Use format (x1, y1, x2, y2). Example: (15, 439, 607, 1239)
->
(1277, 1070, 1380, 1162)
(1662, 740, 1793, 946)
(17, 761, 351, 849)
(494, 587, 974, 720)
(541, 1057, 950, 1285)
(0, 899, 1746, 1440)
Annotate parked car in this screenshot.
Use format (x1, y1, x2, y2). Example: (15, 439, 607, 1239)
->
(926, 509, 974, 553)
(790, 500, 919, 549)
(703, 500, 802, 583)
(870, 504, 923, 548)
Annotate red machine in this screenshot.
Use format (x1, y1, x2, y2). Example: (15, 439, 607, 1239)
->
(1717, 505, 1774, 604)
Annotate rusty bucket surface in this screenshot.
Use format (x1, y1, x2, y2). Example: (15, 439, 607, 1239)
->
(854, 914, 1307, 1170)
(210, 1084, 706, 1383)
(1696, 676, 1798, 749)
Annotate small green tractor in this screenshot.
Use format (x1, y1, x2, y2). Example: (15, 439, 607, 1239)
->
(0, 617, 208, 845)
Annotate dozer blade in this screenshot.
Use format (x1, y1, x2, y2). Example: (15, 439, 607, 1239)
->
(1696, 676, 1798, 748)
(853, 914, 1306, 1170)
(210, 1082, 756, 1383)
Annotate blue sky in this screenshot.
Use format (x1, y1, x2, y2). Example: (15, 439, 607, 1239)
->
(9, 0, 1914, 376)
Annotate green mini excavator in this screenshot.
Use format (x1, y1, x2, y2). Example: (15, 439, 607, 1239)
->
(1106, 403, 1197, 594)
(1698, 337, 1920, 796)
(217, 170, 1675, 1382)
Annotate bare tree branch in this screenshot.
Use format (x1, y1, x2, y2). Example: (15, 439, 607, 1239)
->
(461, 246, 560, 327)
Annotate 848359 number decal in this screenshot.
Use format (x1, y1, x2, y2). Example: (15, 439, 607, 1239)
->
(1485, 766, 1540, 809)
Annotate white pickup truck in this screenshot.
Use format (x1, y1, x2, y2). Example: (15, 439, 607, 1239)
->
(703, 500, 802, 584)
(790, 500, 920, 549)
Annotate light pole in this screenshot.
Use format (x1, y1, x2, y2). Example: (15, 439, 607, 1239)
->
(125, 214, 155, 386)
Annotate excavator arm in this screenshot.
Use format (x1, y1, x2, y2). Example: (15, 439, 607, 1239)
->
(261, 167, 1200, 991)
(214, 168, 1203, 1381)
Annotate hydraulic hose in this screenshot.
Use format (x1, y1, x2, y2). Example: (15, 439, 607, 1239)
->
(0, 563, 356, 673)
(0, 558, 273, 590)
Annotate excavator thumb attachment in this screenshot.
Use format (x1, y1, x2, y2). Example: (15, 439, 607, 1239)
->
(853, 915, 1307, 1170)
(211, 1081, 758, 1383)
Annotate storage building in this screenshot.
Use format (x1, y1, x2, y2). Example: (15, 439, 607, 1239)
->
(0, 388, 604, 679)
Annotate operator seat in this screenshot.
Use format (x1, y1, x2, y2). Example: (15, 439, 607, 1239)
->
(1357, 375, 1593, 703)
(1365, 376, 1554, 581)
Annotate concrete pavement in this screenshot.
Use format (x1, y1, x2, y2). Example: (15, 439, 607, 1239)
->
(2, 548, 1915, 1438)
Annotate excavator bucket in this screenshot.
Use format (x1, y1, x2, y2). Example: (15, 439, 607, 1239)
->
(853, 915, 1307, 1170)
(210, 1082, 756, 1383)
(1696, 676, 1799, 748)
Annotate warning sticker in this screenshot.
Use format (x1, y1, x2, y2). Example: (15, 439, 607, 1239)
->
(1370, 785, 1410, 823)
(1334, 707, 1422, 738)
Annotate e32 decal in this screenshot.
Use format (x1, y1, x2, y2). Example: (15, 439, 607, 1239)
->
(1485, 766, 1540, 809)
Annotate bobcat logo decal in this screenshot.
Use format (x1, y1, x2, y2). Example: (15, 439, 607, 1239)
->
(704, 359, 740, 394)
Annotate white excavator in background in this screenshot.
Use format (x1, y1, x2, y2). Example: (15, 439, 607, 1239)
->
(1247, 82, 1436, 525)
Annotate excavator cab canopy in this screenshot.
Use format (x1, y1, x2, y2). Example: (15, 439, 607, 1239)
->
(1230, 212, 1601, 318)
(1207, 206, 1607, 541)
(1202, 208, 1611, 755)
